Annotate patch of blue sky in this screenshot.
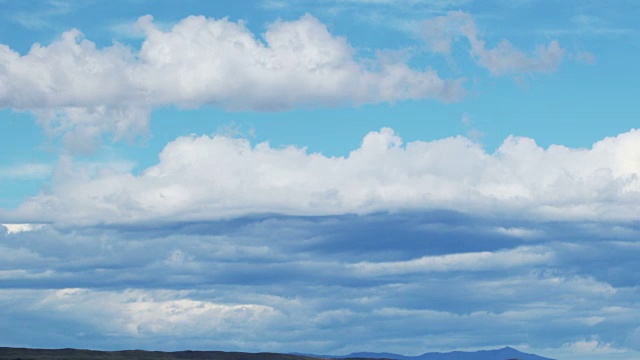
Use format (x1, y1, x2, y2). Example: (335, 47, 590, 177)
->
(0, 110, 54, 208)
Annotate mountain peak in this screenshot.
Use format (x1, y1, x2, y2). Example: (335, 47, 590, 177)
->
(318, 347, 555, 360)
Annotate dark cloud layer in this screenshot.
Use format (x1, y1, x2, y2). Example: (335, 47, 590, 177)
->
(1, 211, 639, 357)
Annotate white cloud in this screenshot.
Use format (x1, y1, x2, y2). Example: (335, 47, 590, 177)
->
(7, 127, 640, 225)
(0, 14, 463, 150)
(132, 14, 462, 108)
(349, 246, 553, 275)
(1, 223, 45, 234)
(493, 226, 543, 239)
(422, 11, 565, 75)
(475, 273, 617, 300)
(38, 288, 280, 337)
(562, 339, 628, 354)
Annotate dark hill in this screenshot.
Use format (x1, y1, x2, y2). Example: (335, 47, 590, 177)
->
(0, 347, 555, 360)
(308, 347, 555, 360)
(0, 348, 324, 360)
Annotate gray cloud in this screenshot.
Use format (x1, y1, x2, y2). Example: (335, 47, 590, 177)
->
(422, 11, 565, 75)
(1, 212, 639, 358)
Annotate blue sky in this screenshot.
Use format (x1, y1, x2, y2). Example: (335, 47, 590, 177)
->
(1, 1, 640, 359)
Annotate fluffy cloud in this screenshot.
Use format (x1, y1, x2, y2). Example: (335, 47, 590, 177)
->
(38, 288, 279, 337)
(1, 223, 45, 234)
(7, 127, 640, 225)
(553, 339, 636, 360)
(422, 11, 565, 75)
(135, 14, 463, 109)
(0, 14, 463, 148)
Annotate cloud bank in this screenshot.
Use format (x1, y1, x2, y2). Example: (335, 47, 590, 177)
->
(7, 127, 640, 225)
(0, 14, 463, 149)
(1, 212, 639, 357)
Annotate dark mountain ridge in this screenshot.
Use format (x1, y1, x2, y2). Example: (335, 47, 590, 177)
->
(0, 348, 318, 360)
(302, 347, 555, 360)
(0, 347, 555, 360)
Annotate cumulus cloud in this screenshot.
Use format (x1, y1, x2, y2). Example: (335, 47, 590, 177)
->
(1, 223, 47, 235)
(135, 14, 463, 108)
(7, 127, 640, 225)
(0, 14, 463, 149)
(555, 338, 638, 360)
(563, 339, 625, 353)
(422, 11, 565, 75)
(38, 288, 279, 337)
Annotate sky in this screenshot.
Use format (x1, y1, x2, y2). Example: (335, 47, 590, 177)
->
(0, 1, 640, 359)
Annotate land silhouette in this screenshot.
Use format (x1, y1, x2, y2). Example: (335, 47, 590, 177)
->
(0, 347, 554, 360)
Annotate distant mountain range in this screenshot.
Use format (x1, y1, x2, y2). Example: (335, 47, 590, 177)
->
(0, 348, 316, 360)
(303, 347, 555, 360)
(0, 346, 555, 360)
